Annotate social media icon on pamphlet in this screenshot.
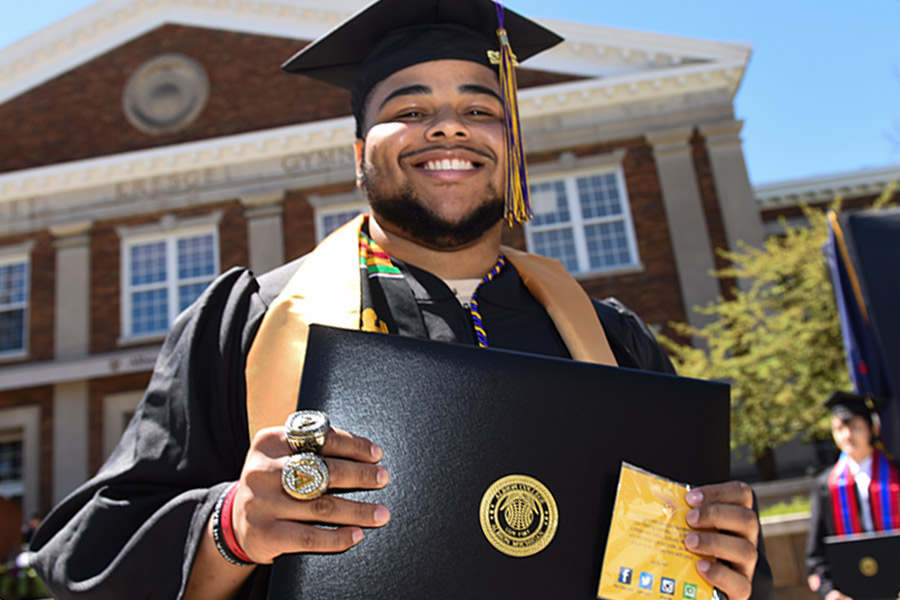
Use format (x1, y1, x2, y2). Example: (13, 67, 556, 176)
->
(661, 577, 676, 595)
(618, 567, 633, 585)
(683, 582, 698, 599)
(639, 573, 654, 590)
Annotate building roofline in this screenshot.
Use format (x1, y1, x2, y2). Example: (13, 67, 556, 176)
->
(755, 163, 900, 209)
(1, 0, 751, 105)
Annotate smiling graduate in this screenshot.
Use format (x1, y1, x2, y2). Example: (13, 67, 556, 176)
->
(30, 2, 771, 599)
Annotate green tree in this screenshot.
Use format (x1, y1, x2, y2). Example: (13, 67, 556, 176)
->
(657, 184, 896, 467)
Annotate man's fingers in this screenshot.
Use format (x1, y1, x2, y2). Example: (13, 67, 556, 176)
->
(321, 427, 384, 463)
(687, 481, 753, 510)
(686, 503, 759, 544)
(251, 425, 384, 465)
(251, 522, 367, 561)
(325, 456, 390, 490)
(684, 530, 756, 578)
(682, 480, 759, 600)
(239, 491, 390, 562)
(236, 425, 392, 565)
(284, 523, 366, 554)
(278, 494, 391, 528)
(693, 558, 753, 600)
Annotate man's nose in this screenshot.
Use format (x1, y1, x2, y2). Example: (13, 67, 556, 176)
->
(425, 106, 470, 140)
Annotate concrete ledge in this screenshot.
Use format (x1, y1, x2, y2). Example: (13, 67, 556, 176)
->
(760, 513, 816, 600)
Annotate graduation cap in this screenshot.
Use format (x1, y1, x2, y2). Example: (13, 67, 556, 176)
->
(281, 0, 564, 224)
(825, 390, 886, 424)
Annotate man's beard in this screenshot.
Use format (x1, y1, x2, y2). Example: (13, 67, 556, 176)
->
(360, 157, 505, 250)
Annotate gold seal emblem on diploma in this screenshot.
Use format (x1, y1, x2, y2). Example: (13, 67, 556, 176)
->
(479, 474, 559, 557)
(859, 556, 878, 577)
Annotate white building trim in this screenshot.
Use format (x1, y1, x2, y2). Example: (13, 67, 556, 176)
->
(0, 346, 161, 392)
(755, 164, 900, 210)
(0, 58, 745, 211)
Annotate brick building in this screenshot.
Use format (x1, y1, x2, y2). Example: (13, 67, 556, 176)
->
(0, 0, 764, 520)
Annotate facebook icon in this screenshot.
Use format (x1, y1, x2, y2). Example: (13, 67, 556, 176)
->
(618, 567, 633, 585)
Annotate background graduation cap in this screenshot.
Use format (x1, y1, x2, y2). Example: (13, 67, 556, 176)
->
(825, 390, 885, 425)
(281, 0, 564, 224)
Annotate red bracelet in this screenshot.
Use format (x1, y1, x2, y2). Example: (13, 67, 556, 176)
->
(221, 482, 253, 564)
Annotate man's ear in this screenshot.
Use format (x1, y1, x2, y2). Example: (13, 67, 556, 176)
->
(354, 140, 365, 190)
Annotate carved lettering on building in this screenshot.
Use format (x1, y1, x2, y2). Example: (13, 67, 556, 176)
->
(115, 167, 227, 201)
(108, 352, 159, 374)
(281, 147, 355, 173)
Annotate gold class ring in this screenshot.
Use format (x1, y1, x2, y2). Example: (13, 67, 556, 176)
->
(285, 410, 330, 454)
(281, 452, 330, 501)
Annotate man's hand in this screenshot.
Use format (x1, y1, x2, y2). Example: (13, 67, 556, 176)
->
(683, 480, 759, 600)
(233, 424, 391, 564)
(824, 589, 854, 600)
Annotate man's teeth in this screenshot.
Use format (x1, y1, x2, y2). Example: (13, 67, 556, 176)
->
(423, 158, 475, 171)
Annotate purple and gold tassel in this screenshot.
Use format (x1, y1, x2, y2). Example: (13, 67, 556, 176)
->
(489, 2, 532, 225)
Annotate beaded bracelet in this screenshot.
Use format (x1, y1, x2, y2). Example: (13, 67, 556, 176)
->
(212, 482, 254, 567)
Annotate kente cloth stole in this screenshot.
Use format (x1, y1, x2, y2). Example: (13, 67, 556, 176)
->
(245, 214, 617, 440)
(360, 233, 509, 348)
(357, 230, 398, 335)
(828, 448, 900, 535)
(357, 230, 429, 339)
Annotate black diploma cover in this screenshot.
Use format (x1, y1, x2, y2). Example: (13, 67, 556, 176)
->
(268, 325, 730, 599)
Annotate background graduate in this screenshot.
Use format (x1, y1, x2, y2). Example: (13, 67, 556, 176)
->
(806, 391, 900, 600)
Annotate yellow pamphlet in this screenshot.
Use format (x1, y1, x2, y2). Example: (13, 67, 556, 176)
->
(596, 463, 715, 600)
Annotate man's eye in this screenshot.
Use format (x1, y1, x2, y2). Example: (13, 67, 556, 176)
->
(467, 108, 499, 119)
(397, 110, 424, 119)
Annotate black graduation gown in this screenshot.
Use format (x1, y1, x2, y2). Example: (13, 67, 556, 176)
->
(29, 257, 768, 599)
(807, 468, 840, 599)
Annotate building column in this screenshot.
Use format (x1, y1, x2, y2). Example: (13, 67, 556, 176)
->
(241, 191, 285, 275)
(699, 120, 765, 250)
(49, 221, 92, 504)
(647, 127, 720, 331)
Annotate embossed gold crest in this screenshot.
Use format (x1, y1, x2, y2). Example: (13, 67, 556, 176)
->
(859, 556, 878, 577)
(479, 474, 559, 557)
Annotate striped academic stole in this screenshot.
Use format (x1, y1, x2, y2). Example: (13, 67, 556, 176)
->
(828, 448, 900, 535)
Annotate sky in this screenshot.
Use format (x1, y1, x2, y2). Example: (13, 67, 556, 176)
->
(1, 0, 899, 186)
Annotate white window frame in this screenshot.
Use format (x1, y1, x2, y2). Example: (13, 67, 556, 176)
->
(0, 243, 32, 360)
(0, 428, 24, 500)
(119, 214, 221, 342)
(309, 190, 368, 242)
(0, 406, 40, 522)
(525, 163, 641, 277)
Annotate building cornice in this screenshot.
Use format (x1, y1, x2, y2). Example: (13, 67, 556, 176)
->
(1, 0, 751, 105)
(755, 164, 900, 209)
(0, 114, 356, 205)
(0, 63, 744, 210)
(0, 346, 161, 392)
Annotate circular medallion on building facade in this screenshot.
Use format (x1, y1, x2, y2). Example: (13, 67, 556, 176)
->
(122, 53, 209, 135)
(479, 474, 559, 557)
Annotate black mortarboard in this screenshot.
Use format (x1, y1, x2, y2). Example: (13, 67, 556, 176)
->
(281, 0, 563, 224)
(824, 391, 886, 422)
(282, 0, 562, 119)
